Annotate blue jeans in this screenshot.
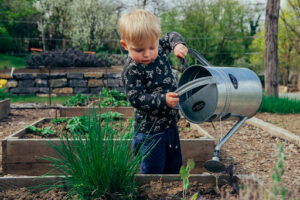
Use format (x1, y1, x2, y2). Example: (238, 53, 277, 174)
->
(132, 125, 182, 174)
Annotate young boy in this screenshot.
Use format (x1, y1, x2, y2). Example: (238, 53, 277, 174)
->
(118, 9, 188, 174)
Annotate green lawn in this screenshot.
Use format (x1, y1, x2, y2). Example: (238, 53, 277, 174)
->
(9, 95, 71, 103)
(259, 94, 300, 114)
(0, 54, 27, 69)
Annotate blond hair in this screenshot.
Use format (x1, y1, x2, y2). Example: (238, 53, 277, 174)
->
(118, 9, 161, 45)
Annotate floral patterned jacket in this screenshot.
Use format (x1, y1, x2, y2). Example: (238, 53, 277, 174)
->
(121, 32, 186, 133)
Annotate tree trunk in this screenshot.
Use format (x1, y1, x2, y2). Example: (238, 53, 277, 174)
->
(264, 0, 280, 97)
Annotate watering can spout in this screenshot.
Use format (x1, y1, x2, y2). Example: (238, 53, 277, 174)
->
(204, 115, 248, 173)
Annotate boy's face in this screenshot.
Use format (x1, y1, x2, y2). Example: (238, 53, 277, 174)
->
(120, 39, 159, 65)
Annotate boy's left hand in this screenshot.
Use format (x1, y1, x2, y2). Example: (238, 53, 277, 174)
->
(174, 44, 188, 59)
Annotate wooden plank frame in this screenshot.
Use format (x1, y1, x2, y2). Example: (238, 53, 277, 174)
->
(0, 174, 237, 192)
(0, 98, 10, 120)
(2, 118, 215, 176)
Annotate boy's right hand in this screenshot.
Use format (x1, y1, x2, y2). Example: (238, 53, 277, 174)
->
(166, 92, 179, 108)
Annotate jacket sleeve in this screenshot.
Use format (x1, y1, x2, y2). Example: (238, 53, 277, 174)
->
(159, 31, 186, 56)
(122, 64, 168, 113)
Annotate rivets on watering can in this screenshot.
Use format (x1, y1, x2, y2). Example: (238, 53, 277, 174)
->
(169, 144, 172, 148)
(175, 145, 178, 149)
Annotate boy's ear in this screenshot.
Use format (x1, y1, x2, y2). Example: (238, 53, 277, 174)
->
(120, 40, 128, 51)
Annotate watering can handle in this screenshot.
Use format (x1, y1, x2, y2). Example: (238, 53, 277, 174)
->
(180, 49, 211, 69)
(173, 76, 218, 109)
(175, 76, 218, 96)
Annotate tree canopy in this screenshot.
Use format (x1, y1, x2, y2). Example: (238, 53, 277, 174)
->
(0, 0, 299, 80)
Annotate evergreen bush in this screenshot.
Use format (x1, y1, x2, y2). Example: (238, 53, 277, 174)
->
(26, 48, 111, 68)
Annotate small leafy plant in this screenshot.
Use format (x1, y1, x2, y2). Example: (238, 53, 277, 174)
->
(26, 125, 54, 137)
(66, 116, 89, 133)
(180, 159, 199, 200)
(100, 87, 130, 107)
(50, 117, 68, 124)
(272, 143, 286, 200)
(99, 111, 123, 120)
(62, 94, 90, 107)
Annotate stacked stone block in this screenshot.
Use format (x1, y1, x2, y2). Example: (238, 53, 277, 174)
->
(0, 72, 124, 96)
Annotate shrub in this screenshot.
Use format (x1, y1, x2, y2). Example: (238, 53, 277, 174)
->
(102, 54, 127, 66)
(26, 48, 111, 68)
(0, 79, 10, 100)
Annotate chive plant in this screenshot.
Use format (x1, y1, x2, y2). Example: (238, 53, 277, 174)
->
(42, 106, 154, 199)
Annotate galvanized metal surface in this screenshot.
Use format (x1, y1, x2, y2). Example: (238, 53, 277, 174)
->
(177, 65, 262, 124)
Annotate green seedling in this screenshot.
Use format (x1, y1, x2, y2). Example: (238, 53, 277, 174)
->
(110, 88, 127, 101)
(51, 117, 68, 124)
(180, 159, 199, 200)
(62, 94, 89, 107)
(41, 126, 55, 136)
(26, 125, 42, 133)
(100, 111, 124, 119)
(101, 87, 109, 98)
(25, 125, 54, 136)
(100, 87, 130, 107)
(66, 116, 89, 133)
(272, 143, 286, 200)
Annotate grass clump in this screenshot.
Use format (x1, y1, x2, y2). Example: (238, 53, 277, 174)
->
(259, 94, 300, 114)
(9, 95, 71, 103)
(42, 107, 151, 199)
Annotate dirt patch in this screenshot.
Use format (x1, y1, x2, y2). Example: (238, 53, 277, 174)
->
(255, 112, 300, 136)
(23, 118, 132, 139)
(0, 188, 67, 200)
(22, 117, 206, 139)
(138, 180, 220, 200)
(178, 118, 206, 139)
(0, 180, 229, 200)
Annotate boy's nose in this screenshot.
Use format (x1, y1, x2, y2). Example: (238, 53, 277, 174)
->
(143, 50, 150, 58)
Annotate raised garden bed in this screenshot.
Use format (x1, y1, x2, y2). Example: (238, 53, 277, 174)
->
(2, 118, 214, 176)
(0, 98, 10, 120)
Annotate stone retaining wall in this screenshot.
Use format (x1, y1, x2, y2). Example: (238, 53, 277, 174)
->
(0, 72, 124, 96)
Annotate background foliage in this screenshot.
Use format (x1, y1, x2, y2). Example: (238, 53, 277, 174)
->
(0, 0, 299, 79)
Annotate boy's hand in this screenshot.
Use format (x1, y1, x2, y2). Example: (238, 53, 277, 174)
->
(166, 92, 179, 108)
(174, 44, 188, 58)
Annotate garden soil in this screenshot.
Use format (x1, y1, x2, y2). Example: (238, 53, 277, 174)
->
(255, 112, 300, 136)
(0, 181, 221, 200)
(22, 118, 206, 139)
(0, 108, 300, 198)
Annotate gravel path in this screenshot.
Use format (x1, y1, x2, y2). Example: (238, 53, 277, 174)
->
(199, 119, 300, 196)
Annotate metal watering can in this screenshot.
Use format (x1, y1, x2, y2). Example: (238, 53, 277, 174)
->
(175, 49, 263, 173)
